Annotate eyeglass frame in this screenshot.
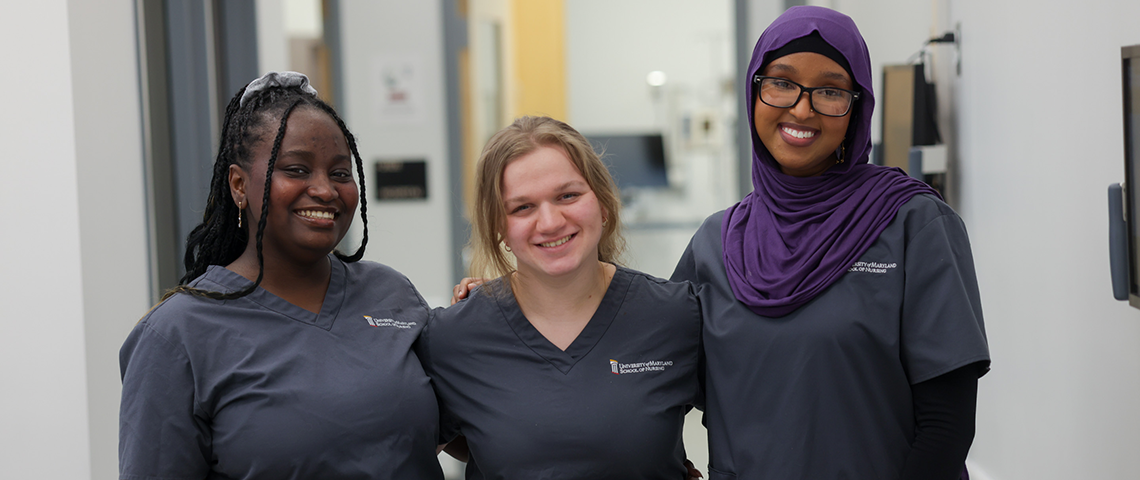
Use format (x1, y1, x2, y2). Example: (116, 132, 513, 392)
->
(752, 75, 861, 118)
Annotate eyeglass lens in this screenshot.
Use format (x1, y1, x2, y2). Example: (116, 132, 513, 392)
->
(758, 78, 853, 116)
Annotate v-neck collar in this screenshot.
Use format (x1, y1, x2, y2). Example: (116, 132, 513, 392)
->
(495, 266, 633, 374)
(204, 255, 346, 331)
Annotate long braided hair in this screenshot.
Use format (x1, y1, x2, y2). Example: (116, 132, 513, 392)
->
(163, 82, 369, 301)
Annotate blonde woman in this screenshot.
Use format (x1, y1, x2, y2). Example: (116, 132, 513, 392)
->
(420, 116, 702, 479)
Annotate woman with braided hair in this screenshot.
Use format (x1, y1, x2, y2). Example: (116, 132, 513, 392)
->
(119, 72, 444, 479)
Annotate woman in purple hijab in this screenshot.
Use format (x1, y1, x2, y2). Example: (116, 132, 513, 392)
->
(671, 6, 989, 480)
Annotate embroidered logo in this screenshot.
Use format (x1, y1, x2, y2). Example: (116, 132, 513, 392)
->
(363, 315, 416, 329)
(848, 261, 898, 274)
(609, 358, 673, 375)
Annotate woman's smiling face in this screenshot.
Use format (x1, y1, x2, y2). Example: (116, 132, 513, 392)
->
(233, 106, 358, 265)
(500, 145, 605, 281)
(753, 51, 854, 177)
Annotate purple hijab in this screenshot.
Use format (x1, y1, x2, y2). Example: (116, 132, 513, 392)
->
(723, 6, 939, 317)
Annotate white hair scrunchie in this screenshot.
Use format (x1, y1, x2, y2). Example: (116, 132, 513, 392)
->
(239, 71, 319, 107)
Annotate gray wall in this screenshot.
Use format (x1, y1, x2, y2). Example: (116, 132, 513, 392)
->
(71, 1, 152, 477)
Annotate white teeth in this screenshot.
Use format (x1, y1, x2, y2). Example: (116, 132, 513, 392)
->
(782, 126, 816, 139)
(540, 235, 572, 248)
(299, 210, 335, 220)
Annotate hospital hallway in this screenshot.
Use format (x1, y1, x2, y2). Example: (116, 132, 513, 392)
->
(5, 1, 1140, 479)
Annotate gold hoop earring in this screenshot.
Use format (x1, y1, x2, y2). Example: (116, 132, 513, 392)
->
(504, 244, 512, 253)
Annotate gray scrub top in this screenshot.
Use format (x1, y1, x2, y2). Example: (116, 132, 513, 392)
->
(418, 266, 701, 480)
(119, 258, 444, 480)
(672, 194, 989, 480)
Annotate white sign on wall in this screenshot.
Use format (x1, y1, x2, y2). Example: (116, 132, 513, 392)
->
(371, 54, 425, 125)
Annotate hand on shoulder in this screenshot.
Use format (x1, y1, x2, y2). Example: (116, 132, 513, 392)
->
(451, 277, 488, 305)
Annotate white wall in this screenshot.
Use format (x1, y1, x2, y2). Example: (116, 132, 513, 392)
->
(255, 0, 289, 73)
(951, 1, 1140, 478)
(0, 2, 150, 478)
(1, 2, 88, 478)
(338, 0, 454, 306)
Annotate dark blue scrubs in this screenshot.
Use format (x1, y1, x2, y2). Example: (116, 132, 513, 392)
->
(672, 194, 990, 480)
(418, 266, 701, 480)
(119, 258, 444, 480)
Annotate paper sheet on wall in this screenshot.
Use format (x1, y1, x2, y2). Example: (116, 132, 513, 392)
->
(371, 54, 424, 125)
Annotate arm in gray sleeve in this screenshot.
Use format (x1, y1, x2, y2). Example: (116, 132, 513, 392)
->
(119, 323, 211, 479)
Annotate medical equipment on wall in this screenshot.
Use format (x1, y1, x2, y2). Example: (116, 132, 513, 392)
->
(1108, 44, 1140, 308)
(879, 31, 958, 198)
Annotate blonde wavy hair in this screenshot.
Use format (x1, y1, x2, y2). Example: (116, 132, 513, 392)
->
(469, 116, 626, 280)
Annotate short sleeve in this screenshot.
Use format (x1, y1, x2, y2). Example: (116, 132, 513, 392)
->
(901, 213, 990, 384)
(673, 216, 721, 411)
(119, 323, 211, 480)
(671, 238, 699, 284)
(415, 308, 460, 444)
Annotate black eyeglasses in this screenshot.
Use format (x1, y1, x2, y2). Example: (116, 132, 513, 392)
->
(753, 75, 860, 117)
